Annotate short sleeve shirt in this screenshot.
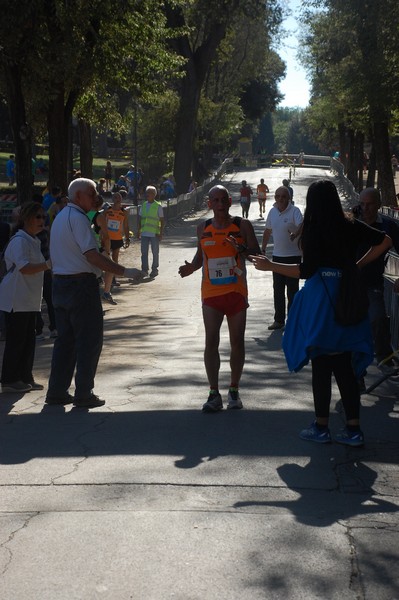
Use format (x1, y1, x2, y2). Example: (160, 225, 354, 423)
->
(0, 230, 44, 312)
(50, 203, 101, 276)
(265, 203, 303, 257)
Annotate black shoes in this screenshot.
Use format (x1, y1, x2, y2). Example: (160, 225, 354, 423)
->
(73, 394, 105, 408)
(45, 393, 74, 405)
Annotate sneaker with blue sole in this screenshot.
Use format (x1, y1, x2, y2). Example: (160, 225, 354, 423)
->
(335, 428, 364, 447)
(299, 421, 332, 443)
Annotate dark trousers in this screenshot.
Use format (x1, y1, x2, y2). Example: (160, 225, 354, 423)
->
(1, 311, 36, 384)
(47, 275, 103, 399)
(272, 255, 301, 323)
(36, 270, 56, 333)
(311, 352, 360, 421)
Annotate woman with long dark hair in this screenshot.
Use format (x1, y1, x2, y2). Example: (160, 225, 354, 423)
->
(0, 202, 51, 393)
(250, 180, 392, 446)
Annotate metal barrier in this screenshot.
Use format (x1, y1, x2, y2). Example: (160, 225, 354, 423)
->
(330, 157, 359, 208)
(127, 157, 233, 235)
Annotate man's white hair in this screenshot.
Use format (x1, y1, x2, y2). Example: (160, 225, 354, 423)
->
(68, 178, 96, 201)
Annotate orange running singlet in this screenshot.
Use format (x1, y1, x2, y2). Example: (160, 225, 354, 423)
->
(200, 217, 247, 301)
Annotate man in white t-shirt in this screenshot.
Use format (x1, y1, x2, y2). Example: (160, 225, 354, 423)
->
(262, 186, 303, 330)
(46, 178, 142, 408)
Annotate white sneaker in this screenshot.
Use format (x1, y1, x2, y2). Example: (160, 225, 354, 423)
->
(227, 390, 243, 410)
(202, 392, 223, 412)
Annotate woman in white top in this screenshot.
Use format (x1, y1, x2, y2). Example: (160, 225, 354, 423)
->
(0, 202, 51, 393)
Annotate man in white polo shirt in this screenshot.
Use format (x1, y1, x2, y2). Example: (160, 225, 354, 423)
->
(46, 178, 141, 408)
(262, 186, 303, 330)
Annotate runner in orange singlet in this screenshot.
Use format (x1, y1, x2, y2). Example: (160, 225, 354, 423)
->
(178, 185, 260, 412)
(256, 178, 270, 218)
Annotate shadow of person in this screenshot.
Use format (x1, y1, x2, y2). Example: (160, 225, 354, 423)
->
(0, 392, 26, 419)
(234, 457, 398, 527)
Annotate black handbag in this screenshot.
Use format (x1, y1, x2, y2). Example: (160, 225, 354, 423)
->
(320, 263, 369, 326)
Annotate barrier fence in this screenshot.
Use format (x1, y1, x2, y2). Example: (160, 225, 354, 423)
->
(2, 157, 398, 355)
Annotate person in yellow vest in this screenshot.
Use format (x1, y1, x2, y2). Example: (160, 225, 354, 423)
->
(138, 185, 164, 277)
(178, 184, 261, 412)
(102, 192, 130, 304)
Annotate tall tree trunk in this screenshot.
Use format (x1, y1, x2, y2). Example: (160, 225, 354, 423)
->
(373, 120, 397, 206)
(78, 118, 93, 179)
(338, 123, 347, 170)
(165, 5, 229, 194)
(355, 130, 364, 192)
(366, 141, 376, 187)
(47, 91, 69, 194)
(4, 64, 32, 204)
(346, 128, 356, 185)
(173, 62, 201, 194)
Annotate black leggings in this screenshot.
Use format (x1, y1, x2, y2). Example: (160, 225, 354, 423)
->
(311, 352, 360, 421)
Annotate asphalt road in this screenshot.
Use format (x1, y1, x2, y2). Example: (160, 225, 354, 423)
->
(0, 166, 398, 599)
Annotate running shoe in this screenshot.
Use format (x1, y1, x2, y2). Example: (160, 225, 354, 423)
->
(299, 421, 332, 443)
(227, 389, 243, 410)
(202, 392, 223, 412)
(335, 428, 364, 447)
(102, 292, 117, 305)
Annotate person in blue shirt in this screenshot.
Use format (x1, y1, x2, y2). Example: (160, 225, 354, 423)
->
(6, 155, 15, 185)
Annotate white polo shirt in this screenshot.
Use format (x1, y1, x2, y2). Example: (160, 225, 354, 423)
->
(265, 202, 303, 257)
(50, 203, 101, 276)
(0, 230, 44, 312)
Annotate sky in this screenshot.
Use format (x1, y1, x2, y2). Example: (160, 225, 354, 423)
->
(278, 0, 311, 108)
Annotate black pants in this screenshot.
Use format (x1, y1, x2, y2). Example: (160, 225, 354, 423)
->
(1, 311, 36, 384)
(311, 352, 360, 421)
(272, 255, 301, 323)
(36, 270, 56, 333)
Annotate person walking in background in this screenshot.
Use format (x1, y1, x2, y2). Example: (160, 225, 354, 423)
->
(0, 216, 11, 341)
(43, 186, 62, 213)
(256, 178, 269, 218)
(138, 185, 164, 278)
(356, 187, 399, 370)
(6, 155, 15, 185)
(391, 155, 398, 178)
(239, 180, 252, 219)
(178, 184, 260, 412)
(0, 202, 51, 393)
(105, 160, 113, 191)
(250, 180, 392, 447)
(31, 194, 57, 341)
(45, 178, 141, 409)
(262, 186, 303, 331)
(102, 191, 130, 304)
(282, 179, 294, 203)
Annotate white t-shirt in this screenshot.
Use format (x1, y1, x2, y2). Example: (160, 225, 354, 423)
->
(0, 230, 44, 312)
(265, 202, 303, 257)
(139, 202, 164, 238)
(50, 203, 101, 276)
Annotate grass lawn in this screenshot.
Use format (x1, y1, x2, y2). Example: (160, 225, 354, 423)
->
(0, 153, 132, 191)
